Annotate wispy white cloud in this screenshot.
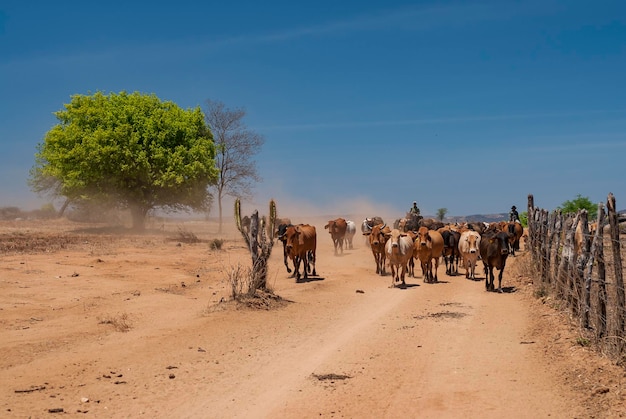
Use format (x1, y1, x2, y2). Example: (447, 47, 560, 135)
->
(1, 1, 545, 70)
(255, 109, 626, 131)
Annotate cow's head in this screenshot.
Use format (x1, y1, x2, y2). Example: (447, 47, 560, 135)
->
(494, 231, 510, 255)
(283, 225, 301, 253)
(417, 226, 431, 247)
(275, 223, 291, 243)
(465, 232, 480, 253)
(389, 228, 406, 248)
(369, 223, 387, 246)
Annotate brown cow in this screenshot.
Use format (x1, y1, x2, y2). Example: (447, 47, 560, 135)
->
(505, 221, 523, 255)
(415, 227, 444, 283)
(283, 224, 317, 281)
(275, 222, 295, 275)
(438, 227, 461, 275)
(479, 230, 511, 292)
(487, 221, 523, 256)
(363, 223, 390, 275)
(324, 218, 348, 255)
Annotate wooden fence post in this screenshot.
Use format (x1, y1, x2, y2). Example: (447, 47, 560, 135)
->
(574, 210, 590, 319)
(537, 210, 550, 282)
(590, 203, 607, 337)
(607, 193, 624, 344)
(551, 210, 563, 286)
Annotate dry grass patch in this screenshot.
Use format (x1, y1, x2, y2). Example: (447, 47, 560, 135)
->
(168, 227, 201, 244)
(98, 313, 132, 332)
(0, 232, 86, 254)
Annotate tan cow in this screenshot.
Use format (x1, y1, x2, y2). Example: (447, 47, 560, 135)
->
(363, 223, 390, 275)
(385, 228, 414, 288)
(414, 227, 444, 283)
(458, 230, 481, 280)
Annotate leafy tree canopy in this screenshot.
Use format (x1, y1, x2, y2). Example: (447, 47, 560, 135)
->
(30, 91, 218, 230)
(519, 211, 528, 227)
(558, 194, 598, 219)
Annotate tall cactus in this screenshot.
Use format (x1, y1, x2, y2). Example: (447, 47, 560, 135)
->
(234, 198, 277, 292)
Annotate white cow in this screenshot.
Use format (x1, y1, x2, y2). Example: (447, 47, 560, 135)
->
(385, 228, 414, 288)
(458, 230, 481, 280)
(345, 220, 357, 250)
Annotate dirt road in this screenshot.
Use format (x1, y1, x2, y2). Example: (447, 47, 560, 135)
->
(1, 218, 624, 418)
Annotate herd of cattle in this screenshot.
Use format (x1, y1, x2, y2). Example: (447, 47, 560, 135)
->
(273, 215, 525, 293)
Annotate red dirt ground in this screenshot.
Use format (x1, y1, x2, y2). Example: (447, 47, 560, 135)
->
(1, 217, 625, 418)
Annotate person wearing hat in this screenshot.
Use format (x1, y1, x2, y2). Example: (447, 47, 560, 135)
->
(509, 205, 520, 223)
(409, 201, 420, 216)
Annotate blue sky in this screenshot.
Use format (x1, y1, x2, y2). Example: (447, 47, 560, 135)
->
(1, 0, 625, 219)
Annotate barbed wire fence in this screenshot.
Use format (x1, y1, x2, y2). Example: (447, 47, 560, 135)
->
(527, 193, 625, 362)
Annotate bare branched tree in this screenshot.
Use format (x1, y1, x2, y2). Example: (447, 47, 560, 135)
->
(204, 99, 264, 233)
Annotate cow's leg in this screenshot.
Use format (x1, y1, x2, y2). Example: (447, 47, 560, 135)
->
(283, 245, 292, 274)
(294, 256, 302, 281)
(372, 249, 379, 274)
(484, 263, 490, 290)
(307, 251, 315, 277)
(488, 267, 495, 291)
(400, 264, 407, 285)
(381, 254, 386, 276)
(433, 257, 439, 282)
(497, 268, 504, 293)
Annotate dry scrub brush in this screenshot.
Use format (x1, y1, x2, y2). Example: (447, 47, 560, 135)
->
(227, 260, 274, 299)
(98, 313, 132, 332)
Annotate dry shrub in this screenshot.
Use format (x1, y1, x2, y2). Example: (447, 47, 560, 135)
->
(172, 227, 200, 243)
(98, 313, 132, 332)
(226, 262, 287, 310)
(228, 263, 253, 299)
(210, 238, 224, 250)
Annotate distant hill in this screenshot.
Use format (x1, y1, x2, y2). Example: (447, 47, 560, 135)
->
(443, 213, 509, 224)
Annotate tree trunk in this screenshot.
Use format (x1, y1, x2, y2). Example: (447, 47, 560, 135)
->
(130, 205, 148, 231)
(218, 190, 223, 234)
(58, 198, 71, 218)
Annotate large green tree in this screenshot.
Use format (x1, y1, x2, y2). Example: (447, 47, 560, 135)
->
(30, 91, 218, 230)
